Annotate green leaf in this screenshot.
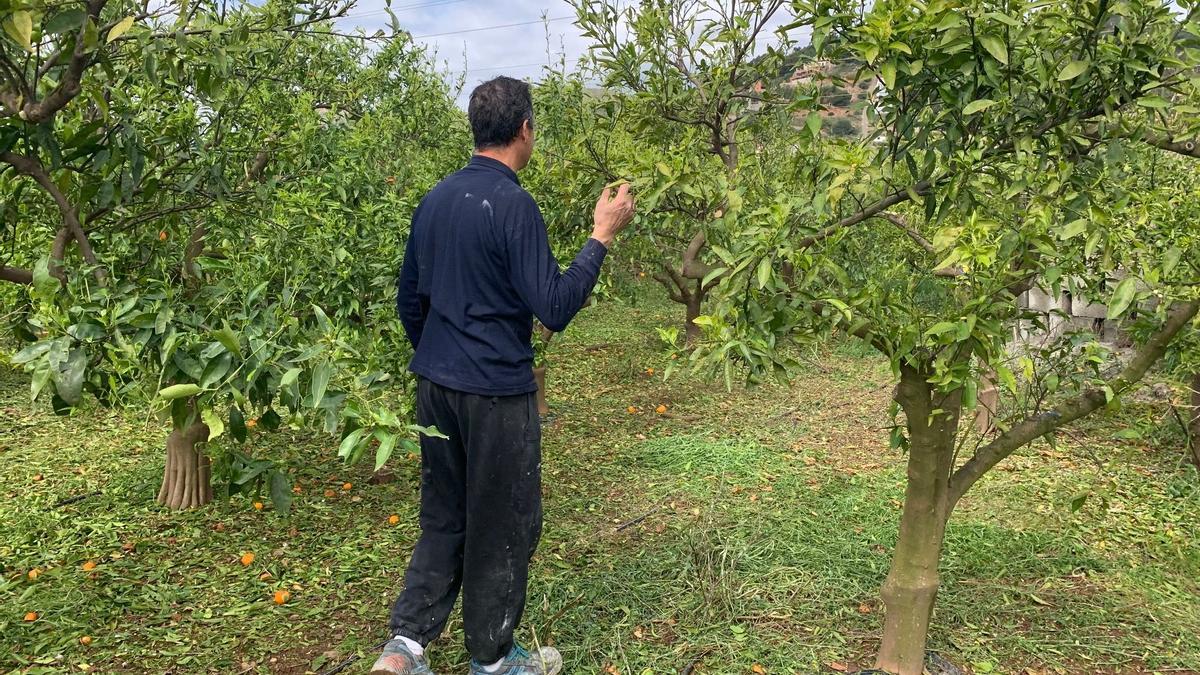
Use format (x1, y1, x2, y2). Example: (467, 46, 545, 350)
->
(1060, 219, 1088, 239)
(1057, 60, 1089, 81)
(880, 61, 897, 89)
(106, 16, 135, 43)
(805, 111, 821, 138)
(373, 430, 398, 472)
(32, 256, 59, 301)
(269, 471, 293, 516)
(310, 361, 332, 408)
(53, 348, 86, 406)
(313, 305, 331, 332)
(11, 341, 52, 366)
(1163, 247, 1182, 275)
(229, 407, 247, 443)
(925, 321, 958, 337)
(408, 423, 449, 440)
(979, 35, 1008, 65)
(963, 99, 997, 115)
(214, 322, 242, 358)
(756, 257, 772, 289)
(1136, 95, 1169, 109)
(4, 11, 33, 50)
(45, 9, 86, 35)
(280, 367, 302, 388)
(201, 407, 225, 441)
(200, 352, 233, 389)
(159, 383, 202, 400)
(702, 266, 728, 287)
(1069, 491, 1089, 512)
(338, 428, 369, 461)
(1106, 277, 1138, 320)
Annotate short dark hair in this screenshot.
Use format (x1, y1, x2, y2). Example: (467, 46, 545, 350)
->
(468, 76, 534, 149)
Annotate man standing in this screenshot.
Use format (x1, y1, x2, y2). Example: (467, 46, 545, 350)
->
(371, 76, 635, 675)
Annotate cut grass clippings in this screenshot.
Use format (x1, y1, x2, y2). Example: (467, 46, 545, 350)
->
(2, 290, 1199, 673)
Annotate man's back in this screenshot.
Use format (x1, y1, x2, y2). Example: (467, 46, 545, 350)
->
(397, 155, 607, 396)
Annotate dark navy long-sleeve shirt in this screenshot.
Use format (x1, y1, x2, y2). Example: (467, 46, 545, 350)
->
(396, 155, 608, 396)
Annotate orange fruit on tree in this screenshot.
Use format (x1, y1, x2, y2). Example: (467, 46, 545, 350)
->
(627, 405, 638, 414)
(388, 515, 400, 525)
(292, 485, 302, 494)
(656, 404, 668, 414)
(646, 367, 654, 375)
(81, 560, 97, 572)
(342, 482, 352, 491)
(273, 589, 290, 605)
(79, 635, 93, 645)
(246, 418, 258, 428)
(24, 612, 37, 622)
(27, 568, 41, 581)
(158, 230, 167, 241)
(240, 552, 255, 566)
(253, 501, 264, 511)
(33, 473, 43, 481)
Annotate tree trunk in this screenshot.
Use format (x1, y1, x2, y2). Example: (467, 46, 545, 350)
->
(533, 366, 550, 416)
(1190, 372, 1200, 470)
(876, 364, 963, 675)
(685, 284, 703, 345)
(156, 421, 212, 510)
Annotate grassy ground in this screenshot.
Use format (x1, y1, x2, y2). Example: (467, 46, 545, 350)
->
(2, 291, 1199, 674)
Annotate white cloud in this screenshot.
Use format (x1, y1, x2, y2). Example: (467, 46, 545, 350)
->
(338, 0, 798, 108)
(338, 0, 590, 106)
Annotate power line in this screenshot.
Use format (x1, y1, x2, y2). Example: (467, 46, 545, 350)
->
(463, 54, 584, 74)
(412, 16, 573, 40)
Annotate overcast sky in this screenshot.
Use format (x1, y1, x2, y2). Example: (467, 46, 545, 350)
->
(337, 0, 797, 107)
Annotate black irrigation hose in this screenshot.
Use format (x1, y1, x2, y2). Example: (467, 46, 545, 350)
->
(53, 491, 102, 508)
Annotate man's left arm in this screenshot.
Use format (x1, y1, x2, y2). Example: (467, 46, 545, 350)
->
(396, 209, 428, 348)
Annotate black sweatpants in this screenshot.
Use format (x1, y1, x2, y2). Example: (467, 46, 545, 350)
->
(389, 377, 543, 664)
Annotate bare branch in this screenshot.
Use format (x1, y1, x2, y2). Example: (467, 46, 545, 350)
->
(947, 299, 1200, 507)
(2, 151, 106, 282)
(0, 266, 32, 285)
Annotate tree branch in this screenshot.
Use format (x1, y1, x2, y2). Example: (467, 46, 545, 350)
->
(2, 151, 106, 282)
(947, 299, 1200, 507)
(798, 181, 933, 249)
(0, 266, 32, 285)
(879, 212, 934, 253)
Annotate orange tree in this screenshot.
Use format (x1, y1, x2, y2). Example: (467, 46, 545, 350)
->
(574, 0, 1200, 670)
(671, 0, 1200, 671)
(0, 0, 466, 510)
(573, 0, 805, 344)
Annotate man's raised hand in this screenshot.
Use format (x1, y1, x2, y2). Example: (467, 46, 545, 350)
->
(591, 183, 636, 248)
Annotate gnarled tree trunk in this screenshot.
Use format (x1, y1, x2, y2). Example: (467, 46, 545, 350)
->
(157, 421, 212, 510)
(876, 363, 963, 675)
(685, 289, 703, 345)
